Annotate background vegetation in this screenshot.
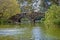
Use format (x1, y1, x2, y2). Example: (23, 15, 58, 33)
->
(44, 5, 60, 28)
(0, 0, 20, 24)
(0, 0, 20, 18)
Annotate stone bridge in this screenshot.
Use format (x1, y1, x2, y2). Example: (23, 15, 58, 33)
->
(8, 12, 45, 23)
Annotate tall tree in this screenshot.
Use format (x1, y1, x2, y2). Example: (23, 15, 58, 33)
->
(50, 0, 60, 5)
(0, 0, 20, 18)
(18, 0, 43, 13)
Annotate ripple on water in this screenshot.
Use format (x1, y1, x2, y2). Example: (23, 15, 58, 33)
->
(32, 27, 45, 40)
(0, 28, 27, 36)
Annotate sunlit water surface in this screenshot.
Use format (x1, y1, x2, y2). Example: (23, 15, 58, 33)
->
(0, 23, 60, 40)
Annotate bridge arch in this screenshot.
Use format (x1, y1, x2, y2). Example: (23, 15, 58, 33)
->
(8, 12, 45, 23)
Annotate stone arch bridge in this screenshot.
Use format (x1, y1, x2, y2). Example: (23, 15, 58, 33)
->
(8, 12, 45, 23)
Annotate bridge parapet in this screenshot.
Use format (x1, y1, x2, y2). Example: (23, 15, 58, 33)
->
(8, 12, 45, 23)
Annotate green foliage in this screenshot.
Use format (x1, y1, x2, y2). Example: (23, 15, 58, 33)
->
(44, 5, 60, 27)
(50, 0, 59, 5)
(0, 0, 20, 18)
(0, 0, 21, 24)
(0, 18, 8, 24)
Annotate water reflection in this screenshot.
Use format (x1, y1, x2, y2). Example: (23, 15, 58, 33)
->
(0, 23, 60, 40)
(0, 28, 26, 36)
(45, 26, 60, 40)
(32, 27, 44, 40)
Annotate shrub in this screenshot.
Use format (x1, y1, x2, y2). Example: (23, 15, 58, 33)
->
(0, 0, 20, 19)
(44, 5, 60, 27)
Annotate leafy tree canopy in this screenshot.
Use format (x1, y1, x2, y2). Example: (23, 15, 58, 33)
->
(44, 5, 60, 27)
(0, 0, 20, 18)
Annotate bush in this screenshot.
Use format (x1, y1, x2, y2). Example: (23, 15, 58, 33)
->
(0, 0, 20, 24)
(44, 5, 60, 27)
(0, 18, 8, 24)
(0, 0, 20, 19)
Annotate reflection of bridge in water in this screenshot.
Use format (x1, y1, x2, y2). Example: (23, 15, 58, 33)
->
(0, 27, 45, 40)
(8, 12, 45, 23)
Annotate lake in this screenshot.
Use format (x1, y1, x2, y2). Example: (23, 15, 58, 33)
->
(0, 23, 60, 40)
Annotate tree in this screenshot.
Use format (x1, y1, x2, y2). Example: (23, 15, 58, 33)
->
(50, 0, 60, 5)
(44, 5, 60, 28)
(18, 0, 43, 13)
(18, 0, 32, 13)
(0, 0, 20, 19)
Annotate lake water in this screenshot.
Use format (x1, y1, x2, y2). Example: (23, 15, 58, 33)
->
(0, 23, 60, 40)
